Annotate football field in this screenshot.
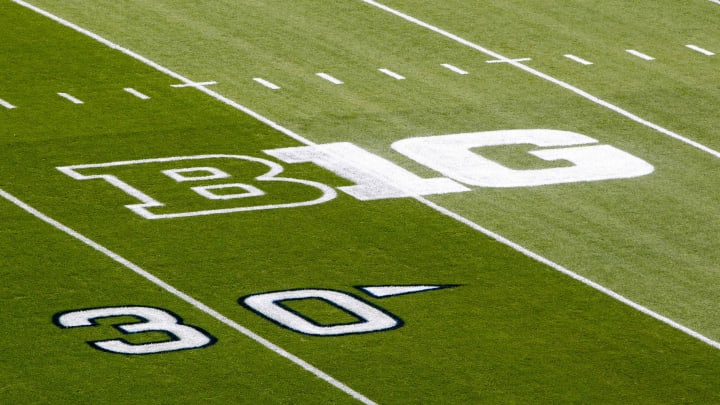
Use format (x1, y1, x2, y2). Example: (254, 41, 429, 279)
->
(2, 0, 720, 402)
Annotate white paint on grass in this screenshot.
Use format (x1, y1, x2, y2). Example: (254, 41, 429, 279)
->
(253, 77, 281, 90)
(12, 3, 720, 394)
(486, 57, 531, 64)
(124, 87, 150, 99)
(359, 0, 720, 160)
(57, 155, 338, 219)
(710, 0, 720, 5)
(378, 68, 405, 80)
(686, 44, 715, 56)
(0, 98, 17, 109)
(440, 63, 468, 74)
(564, 54, 593, 65)
(171, 80, 217, 88)
(626, 49, 655, 61)
(316, 72, 344, 84)
(358, 285, 447, 298)
(57, 92, 84, 104)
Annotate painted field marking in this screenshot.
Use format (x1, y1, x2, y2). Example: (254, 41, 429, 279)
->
(57, 92, 84, 104)
(12, 0, 720, 389)
(0, 98, 17, 109)
(441, 63, 468, 74)
(360, 0, 720, 160)
(124, 87, 150, 100)
(486, 57, 531, 64)
(710, 0, 720, 5)
(253, 77, 281, 90)
(564, 54, 593, 65)
(686, 44, 715, 56)
(626, 49, 655, 61)
(171, 80, 217, 88)
(378, 68, 405, 80)
(316, 72, 344, 84)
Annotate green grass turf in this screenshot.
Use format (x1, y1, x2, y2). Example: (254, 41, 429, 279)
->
(2, 0, 720, 403)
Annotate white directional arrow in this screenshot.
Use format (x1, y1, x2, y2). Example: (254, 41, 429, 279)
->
(357, 285, 458, 298)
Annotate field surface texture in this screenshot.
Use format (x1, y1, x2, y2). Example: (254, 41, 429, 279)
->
(1, 0, 719, 403)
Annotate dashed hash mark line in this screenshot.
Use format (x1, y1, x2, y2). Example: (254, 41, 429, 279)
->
(57, 92, 84, 104)
(253, 77, 281, 90)
(360, 0, 720, 160)
(686, 44, 715, 56)
(626, 49, 655, 61)
(564, 54, 593, 65)
(440, 63, 468, 74)
(316, 72, 344, 84)
(0, 98, 17, 109)
(13, 0, 720, 356)
(124, 87, 151, 99)
(378, 68, 405, 80)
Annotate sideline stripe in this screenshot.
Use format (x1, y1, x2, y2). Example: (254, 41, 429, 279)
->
(564, 54, 593, 65)
(441, 63, 468, 74)
(57, 92, 84, 104)
(626, 49, 655, 61)
(124, 87, 151, 100)
(316, 72, 344, 84)
(11, 0, 720, 384)
(0, 98, 17, 109)
(360, 0, 720, 160)
(10, 2, 374, 404)
(686, 44, 715, 56)
(378, 68, 405, 80)
(253, 77, 281, 90)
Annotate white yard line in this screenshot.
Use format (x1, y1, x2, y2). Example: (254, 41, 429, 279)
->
(626, 49, 655, 61)
(710, 0, 720, 5)
(360, 0, 720, 160)
(486, 57, 531, 64)
(253, 77, 281, 90)
(441, 63, 468, 74)
(564, 54, 593, 65)
(57, 92, 84, 104)
(686, 44, 715, 56)
(9, 6, 720, 397)
(316, 72, 344, 84)
(0, 98, 17, 109)
(378, 68, 405, 80)
(124, 87, 151, 99)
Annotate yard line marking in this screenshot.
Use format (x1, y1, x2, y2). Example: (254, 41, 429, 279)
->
(316, 72, 344, 84)
(11, 3, 375, 404)
(0, 188, 375, 405)
(626, 49, 655, 61)
(57, 92, 84, 104)
(253, 77, 281, 90)
(360, 0, 720, 160)
(686, 44, 715, 56)
(710, 0, 720, 5)
(124, 87, 151, 100)
(0, 98, 17, 109)
(171, 80, 217, 88)
(378, 68, 405, 80)
(564, 54, 593, 65)
(486, 57, 531, 64)
(441, 63, 468, 74)
(15, 0, 720, 373)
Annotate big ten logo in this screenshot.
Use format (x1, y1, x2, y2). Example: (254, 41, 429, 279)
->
(56, 155, 337, 219)
(58, 130, 655, 219)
